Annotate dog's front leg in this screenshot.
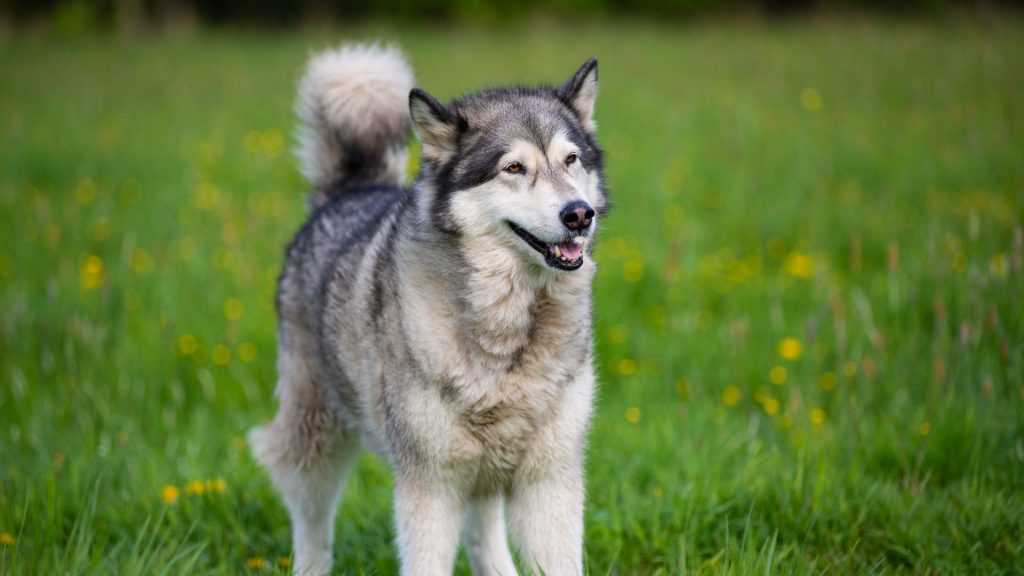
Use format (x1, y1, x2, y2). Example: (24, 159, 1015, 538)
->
(507, 461, 585, 576)
(393, 472, 465, 576)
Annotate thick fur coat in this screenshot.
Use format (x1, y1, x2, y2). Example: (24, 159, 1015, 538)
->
(250, 43, 608, 576)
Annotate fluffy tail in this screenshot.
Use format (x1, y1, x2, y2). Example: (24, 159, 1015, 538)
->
(295, 43, 414, 208)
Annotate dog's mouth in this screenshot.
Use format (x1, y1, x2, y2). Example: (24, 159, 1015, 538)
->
(508, 222, 587, 271)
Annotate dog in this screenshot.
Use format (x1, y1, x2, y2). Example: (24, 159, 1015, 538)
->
(249, 43, 608, 576)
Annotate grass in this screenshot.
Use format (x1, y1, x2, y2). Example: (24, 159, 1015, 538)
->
(1, 15, 1023, 575)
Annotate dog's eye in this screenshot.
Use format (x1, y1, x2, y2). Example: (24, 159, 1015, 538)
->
(504, 162, 524, 175)
(565, 152, 578, 166)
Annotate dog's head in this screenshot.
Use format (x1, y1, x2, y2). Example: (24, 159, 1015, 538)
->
(410, 59, 607, 273)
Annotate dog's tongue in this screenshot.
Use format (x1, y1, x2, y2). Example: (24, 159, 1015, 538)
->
(555, 241, 583, 261)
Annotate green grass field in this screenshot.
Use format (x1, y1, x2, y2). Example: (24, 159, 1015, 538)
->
(1, 16, 1023, 575)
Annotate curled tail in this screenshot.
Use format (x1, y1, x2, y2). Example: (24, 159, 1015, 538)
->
(295, 43, 414, 208)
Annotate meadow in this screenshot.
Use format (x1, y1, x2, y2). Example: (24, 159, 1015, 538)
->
(1, 16, 1022, 574)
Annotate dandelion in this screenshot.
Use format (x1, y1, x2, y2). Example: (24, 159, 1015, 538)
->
(178, 334, 198, 355)
(80, 255, 104, 289)
(237, 342, 258, 363)
(246, 556, 266, 569)
(206, 478, 227, 494)
(608, 324, 629, 344)
(810, 408, 826, 426)
(625, 407, 641, 423)
(843, 361, 857, 378)
(991, 253, 1008, 277)
(185, 480, 205, 495)
(224, 298, 245, 320)
(777, 337, 803, 360)
(783, 252, 814, 279)
(0, 532, 14, 546)
(800, 88, 823, 111)
(160, 485, 180, 504)
(233, 437, 246, 451)
(617, 358, 636, 376)
(820, 372, 837, 390)
(276, 557, 292, 568)
(652, 487, 663, 499)
(722, 385, 741, 407)
(74, 178, 97, 205)
(194, 182, 220, 210)
(262, 129, 285, 156)
(769, 366, 787, 385)
(212, 344, 231, 365)
(763, 397, 780, 415)
(920, 422, 931, 437)
(675, 378, 690, 398)
(623, 260, 644, 283)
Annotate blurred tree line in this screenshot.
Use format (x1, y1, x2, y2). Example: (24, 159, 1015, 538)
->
(2, 0, 1021, 31)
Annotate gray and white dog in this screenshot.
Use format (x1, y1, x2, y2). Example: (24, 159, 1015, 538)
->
(249, 43, 608, 576)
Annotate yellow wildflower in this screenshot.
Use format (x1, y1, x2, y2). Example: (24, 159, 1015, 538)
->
(80, 255, 104, 289)
(777, 337, 803, 361)
(623, 260, 644, 283)
(245, 556, 266, 569)
(160, 485, 180, 504)
(185, 480, 205, 496)
(800, 88, 823, 111)
(624, 407, 641, 423)
(178, 334, 198, 355)
(74, 178, 97, 205)
(675, 378, 690, 397)
(769, 366, 787, 386)
(224, 298, 244, 320)
(991, 253, 1008, 277)
(212, 344, 231, 365)
(206, 478, 227, 494)
(810, 408, 826, 426)
(0, 532, 15, 545)
(617, 358, 636, 375)
(277, 557, 292, 568)
(763, 397, 780, 415)
(783, 252, 814, 279)
(843, 361, 857, 378)
(722, 386, 741, 407)
(820, 372, 837, 390)
(237, 342, 258, 363)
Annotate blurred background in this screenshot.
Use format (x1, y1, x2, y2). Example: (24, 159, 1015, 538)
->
(1, 1, 1022, 574)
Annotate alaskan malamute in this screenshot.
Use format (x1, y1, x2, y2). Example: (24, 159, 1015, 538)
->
(250, 43, 608, 576)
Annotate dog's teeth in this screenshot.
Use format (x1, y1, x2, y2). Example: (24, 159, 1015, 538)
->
(553, 245, 561, 258)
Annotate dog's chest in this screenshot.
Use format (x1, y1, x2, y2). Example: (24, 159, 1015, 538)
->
(446, 330, 587, 494)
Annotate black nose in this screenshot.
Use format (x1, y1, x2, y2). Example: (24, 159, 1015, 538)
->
(560, 201, 595, 231)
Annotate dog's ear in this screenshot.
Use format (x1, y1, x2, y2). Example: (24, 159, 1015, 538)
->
(558, 58, 599, 133)
(409, 88, 460, 162)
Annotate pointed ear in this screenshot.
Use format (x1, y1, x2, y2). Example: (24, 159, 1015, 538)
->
(558, 58, 599, 133)
(409, 88, 459, 161)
